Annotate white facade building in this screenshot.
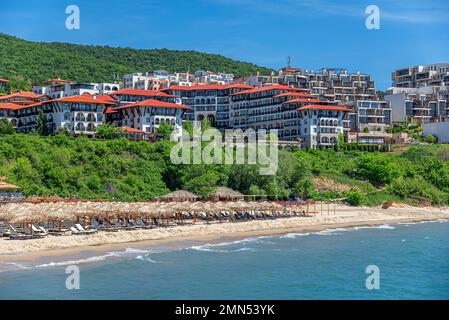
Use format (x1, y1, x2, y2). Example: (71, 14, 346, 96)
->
(113, 99, 191, 139)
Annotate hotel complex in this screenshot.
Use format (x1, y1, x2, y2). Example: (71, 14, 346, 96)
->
(1, 62, 449, 148)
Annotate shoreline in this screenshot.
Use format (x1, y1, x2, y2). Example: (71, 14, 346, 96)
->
(1, 204, 448, 265)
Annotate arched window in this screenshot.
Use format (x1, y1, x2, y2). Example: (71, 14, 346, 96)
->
(112, 86, 118, 91)
(75, 113, 85, 122)
(87, 123, 96, 132)
(87, 113, 96, 122)
(104, 86, 111, 91)
(76, 122, 85, 131)
(155, 118, 160, 125)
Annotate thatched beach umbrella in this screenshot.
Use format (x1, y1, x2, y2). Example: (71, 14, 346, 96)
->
(161, 190, 199, 202)
(209, 187, 244, 201)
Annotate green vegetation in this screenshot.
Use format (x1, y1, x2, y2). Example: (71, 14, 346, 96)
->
(1, 133, 449, 206)
(0, 33, 273, 90)
(156, 122, 174, 140)
(94, 124, 121, 140)
(0, 119, 15, 135)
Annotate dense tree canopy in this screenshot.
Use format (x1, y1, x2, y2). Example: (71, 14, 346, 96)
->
(0, 33, 273, 88)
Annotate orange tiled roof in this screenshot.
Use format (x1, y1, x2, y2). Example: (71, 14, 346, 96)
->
(48, 95, 115, 105)
(274, 92, 313, 99)
(0, 91, 42, 101)
(0, 78, 8, 83)
(119, 126, 145, 134)
(0, 103, 22, 110)
(115, 99, 191, 110)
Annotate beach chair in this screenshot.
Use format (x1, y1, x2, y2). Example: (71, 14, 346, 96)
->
(30, 225, 48, 238)
(75, 224, 97, 234)
(9, 226, 31, 240)
(70, 227, 80, 235)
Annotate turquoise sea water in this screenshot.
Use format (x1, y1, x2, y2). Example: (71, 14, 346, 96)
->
(0, 220, 448, 300)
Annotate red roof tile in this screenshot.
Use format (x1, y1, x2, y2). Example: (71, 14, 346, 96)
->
(48, 95, 115, 105)
(282, 98, 322, 104)
(0, 103, 22, 110)
(0, 78, 8, 83)
(0, 91, 42, 101)
(115, 99, 191, 110)
(105, 107, 118, 114)
(81, 93, 117, 102)
(119, 126, 145, 134)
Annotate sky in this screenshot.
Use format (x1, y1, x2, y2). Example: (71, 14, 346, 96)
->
(0, 0, 448, 90)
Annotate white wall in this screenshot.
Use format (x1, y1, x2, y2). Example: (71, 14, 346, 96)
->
(385, 94, 406, 122)
(423, 121, 449, 143)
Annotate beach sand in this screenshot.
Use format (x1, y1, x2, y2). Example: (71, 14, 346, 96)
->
(1, 204, 448, 261)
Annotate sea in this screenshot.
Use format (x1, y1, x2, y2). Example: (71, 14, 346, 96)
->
(0, 219, 448, 300)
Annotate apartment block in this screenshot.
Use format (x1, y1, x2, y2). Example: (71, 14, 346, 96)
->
(392, 63, 449, 88)
(385, 87, 449, 124)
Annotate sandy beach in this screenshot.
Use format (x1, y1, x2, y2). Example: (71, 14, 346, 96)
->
(1, 204, 448, 261)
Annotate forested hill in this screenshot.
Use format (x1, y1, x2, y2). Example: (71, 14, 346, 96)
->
(0, 33, 273, 87)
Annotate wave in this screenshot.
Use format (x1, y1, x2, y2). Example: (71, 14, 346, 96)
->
(189, 245, 255, 253)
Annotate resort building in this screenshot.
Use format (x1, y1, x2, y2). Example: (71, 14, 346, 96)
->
(345, 100, 392, 145)
(296, 105, 350, 149)
(385, 87, 449, 124)
(111, 99, 191, 139)
(0, 103, 22, 129)
(392, 63, 449, 88)
(123, 70, 234, 90)
(161, 84, 253, 129)
(33, 79, 120, 99)
(34, 95, 115, 136)
(0, 91, 48, 106)
(110, 89, 176, 105)
(192, 71, 234, 85)
(229, 85, 316, 140)
(234, 67, 378, 103)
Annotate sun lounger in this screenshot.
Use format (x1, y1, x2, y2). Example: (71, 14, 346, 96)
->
(74, 224, 97, 234)
(70, 227, 80, 235)
(9, 227, 32, 240)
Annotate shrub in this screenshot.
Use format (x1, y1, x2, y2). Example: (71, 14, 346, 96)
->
(345, 189, 368, 206)
(424, 134, 437, 144)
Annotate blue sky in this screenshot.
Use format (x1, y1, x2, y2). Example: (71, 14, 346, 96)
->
(0, 0, 448, 90)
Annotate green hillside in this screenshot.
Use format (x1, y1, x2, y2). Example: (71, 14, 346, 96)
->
(1, 132, 449, 206)
(0, 33, 273, 88)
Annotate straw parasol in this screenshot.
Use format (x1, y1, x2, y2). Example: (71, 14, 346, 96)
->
(161, 190, 199, 202)
(209, 187, 244, 201)
(0, 176, 20, 191)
